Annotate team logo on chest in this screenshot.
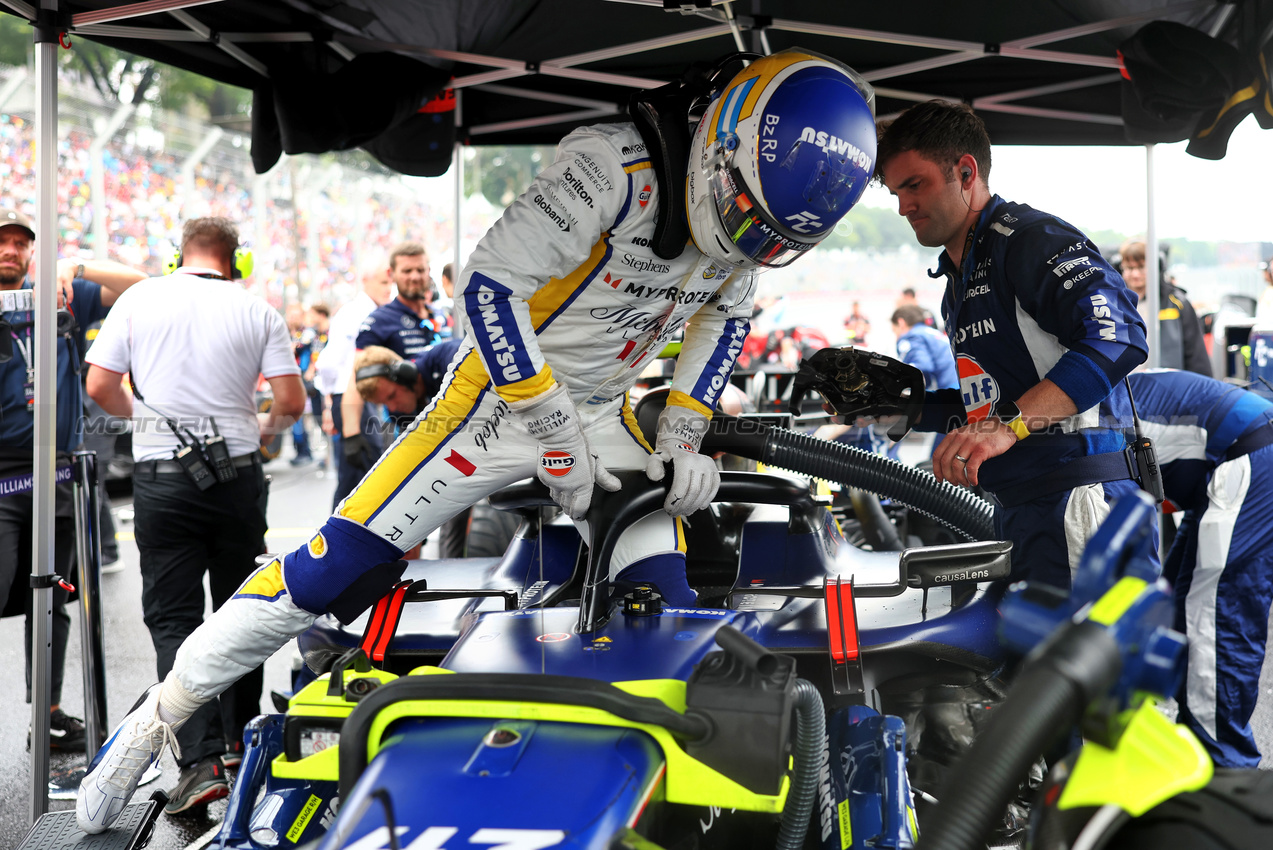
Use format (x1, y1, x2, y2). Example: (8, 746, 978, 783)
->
(957, 354, 1000, 422)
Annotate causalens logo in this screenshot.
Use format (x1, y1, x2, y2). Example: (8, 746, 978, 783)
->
(957, 354, 1000, 422)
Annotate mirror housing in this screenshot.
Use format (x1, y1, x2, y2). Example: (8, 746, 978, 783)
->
(902, 540, 1012, 589)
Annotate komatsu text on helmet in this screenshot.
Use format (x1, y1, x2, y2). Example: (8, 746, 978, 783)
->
(686, 49, 876, 269)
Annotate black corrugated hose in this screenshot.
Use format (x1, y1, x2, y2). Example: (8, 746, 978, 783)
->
(775, 679, 826, 850)
(915, 621, 1123, 850)
(704, 415, 996, 542)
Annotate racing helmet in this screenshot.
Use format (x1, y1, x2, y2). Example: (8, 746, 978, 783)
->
(686, 49, 876, 269)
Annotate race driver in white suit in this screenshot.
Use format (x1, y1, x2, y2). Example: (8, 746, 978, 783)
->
(78, 49, 878, 833)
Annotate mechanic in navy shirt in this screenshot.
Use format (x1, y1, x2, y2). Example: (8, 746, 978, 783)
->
(1106, 370, 1273, 768)
(878, 101, 1150, 589)
(340, 241, 441, 470)
(350, 339, 465, 555)
(0, 207, 145, 749)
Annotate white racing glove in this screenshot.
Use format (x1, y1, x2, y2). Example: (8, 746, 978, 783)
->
(645, 406, 719, 516)
(510, 382, 620, 520)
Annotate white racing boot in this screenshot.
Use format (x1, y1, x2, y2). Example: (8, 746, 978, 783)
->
(76, 684, 183, 834)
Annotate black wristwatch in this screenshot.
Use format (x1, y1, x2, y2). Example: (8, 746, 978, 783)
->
(995, 400, 1029, 440)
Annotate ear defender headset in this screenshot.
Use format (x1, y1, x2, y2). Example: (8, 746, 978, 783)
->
(164, 247, 255, 279)
(355, 359, 419, 388)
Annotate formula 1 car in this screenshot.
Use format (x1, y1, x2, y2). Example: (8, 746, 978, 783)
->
(205, 464, 1010, 850)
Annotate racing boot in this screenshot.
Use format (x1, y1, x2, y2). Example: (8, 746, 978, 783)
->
(76, 684, 183, 834)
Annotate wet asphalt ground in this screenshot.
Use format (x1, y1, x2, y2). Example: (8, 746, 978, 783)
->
(0, 436, 1270, 849)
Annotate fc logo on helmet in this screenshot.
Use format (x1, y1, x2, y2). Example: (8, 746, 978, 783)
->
(540, 450, 576, 477)
(785, 211, 823, 233)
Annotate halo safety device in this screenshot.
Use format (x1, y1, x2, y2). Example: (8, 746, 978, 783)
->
(686, 49, 876, 269)
(355, 359, 419, 388)
(164, 247, 255, 280)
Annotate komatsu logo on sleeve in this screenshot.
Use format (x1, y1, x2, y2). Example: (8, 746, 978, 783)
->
(798, 127, 873, 170)
(698, 319, 748, 406)
(1089, 293, 1118, 341)
(469, 278, 528, 383)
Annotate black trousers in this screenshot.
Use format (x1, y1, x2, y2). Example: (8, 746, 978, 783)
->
(0, 486, 73, 704)
(329, 393, 384, 510)
(132, 462, 268, 767)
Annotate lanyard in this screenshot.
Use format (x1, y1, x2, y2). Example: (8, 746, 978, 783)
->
(9, 321, 33, 377)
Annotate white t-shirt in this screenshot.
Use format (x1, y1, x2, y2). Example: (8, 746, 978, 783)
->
(86, 268, 300, 461)
(314, 291, 378, 396)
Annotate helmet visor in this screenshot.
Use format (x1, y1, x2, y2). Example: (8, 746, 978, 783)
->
(709, 163, 817, 268)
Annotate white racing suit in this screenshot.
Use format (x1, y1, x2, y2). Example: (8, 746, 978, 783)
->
(162, 123, 757, 713)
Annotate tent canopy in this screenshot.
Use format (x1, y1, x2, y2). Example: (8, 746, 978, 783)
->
(6, 0, 1265, 173)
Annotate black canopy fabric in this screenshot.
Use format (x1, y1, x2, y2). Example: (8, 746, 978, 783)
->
(22, 0, 1273, 174)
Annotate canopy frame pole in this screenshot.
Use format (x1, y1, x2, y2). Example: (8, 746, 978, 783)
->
(31, 0, 61, 820)
(1145, 144, 1160, 369)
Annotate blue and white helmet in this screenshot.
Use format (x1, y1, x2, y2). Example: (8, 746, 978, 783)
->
(686, 49, 876, 269)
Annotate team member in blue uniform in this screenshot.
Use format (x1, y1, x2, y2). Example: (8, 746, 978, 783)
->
(0, 208, 144, 749)
(892, 304, 956, 391)
(877, 101, 1150, 589)
(341, 241, 442, 459)
(78, 50, 880, 833)
(1112, 370, 1273, 768)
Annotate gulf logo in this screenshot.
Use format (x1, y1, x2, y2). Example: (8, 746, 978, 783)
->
(957, 354, 1000, 422)
(638, 185, 652, 208)
(540, 450, 576, 477)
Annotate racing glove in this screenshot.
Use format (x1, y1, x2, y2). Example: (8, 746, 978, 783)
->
(510, 382, 620, 520)
(645, 406, 719, 516)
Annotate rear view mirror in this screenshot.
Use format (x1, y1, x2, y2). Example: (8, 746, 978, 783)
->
(901, 540, 1012, 588)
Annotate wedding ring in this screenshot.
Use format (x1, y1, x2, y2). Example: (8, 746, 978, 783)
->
(954, 454, 969, 463)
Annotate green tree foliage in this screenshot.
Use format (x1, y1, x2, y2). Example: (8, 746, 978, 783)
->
(0, 14, 247, 117)
(464, 145, 556, 208)
(817, 204, 919, 252)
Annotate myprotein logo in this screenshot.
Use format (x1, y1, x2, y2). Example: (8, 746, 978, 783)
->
(798, 127, 872, 169)
(540, 451, 576, 477)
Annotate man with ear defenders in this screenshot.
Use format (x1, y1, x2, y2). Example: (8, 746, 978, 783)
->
(85, 217, 306, 818)
(77, 50, 880, 833)
(876, 100, 1150, 590)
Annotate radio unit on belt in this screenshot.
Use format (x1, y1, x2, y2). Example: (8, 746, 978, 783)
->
(129, 371, 233, 491)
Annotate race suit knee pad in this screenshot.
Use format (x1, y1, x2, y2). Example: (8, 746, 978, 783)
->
(279, 517, 406, 619)
(614, 552, 695, 607)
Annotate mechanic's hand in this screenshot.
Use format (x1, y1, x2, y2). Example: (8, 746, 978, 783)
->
(510, 382, 620, 520)
(931, 418, 1018, 487)
(342, 433, 377, 470)
(54, 258, 78, 308)
(321, 407, 335, 436)
(645, 406, 719, 516)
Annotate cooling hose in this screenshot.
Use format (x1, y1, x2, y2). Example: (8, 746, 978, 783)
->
(703, 414, 996, 542)
(775, 679, 826, 850)
(915, 621, 1123, 850)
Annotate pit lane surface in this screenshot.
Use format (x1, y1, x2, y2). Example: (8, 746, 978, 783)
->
(1, 449, 1271, 849)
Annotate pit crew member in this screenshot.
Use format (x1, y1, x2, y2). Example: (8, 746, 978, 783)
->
(877, 100, 1150, 590)
(1111, 370, 1273, 768)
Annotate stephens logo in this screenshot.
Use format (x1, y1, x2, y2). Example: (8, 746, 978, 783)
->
(957, 354, 1000, 422)
(540, 450, 576, 477)
(638, 184, 652, 207)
